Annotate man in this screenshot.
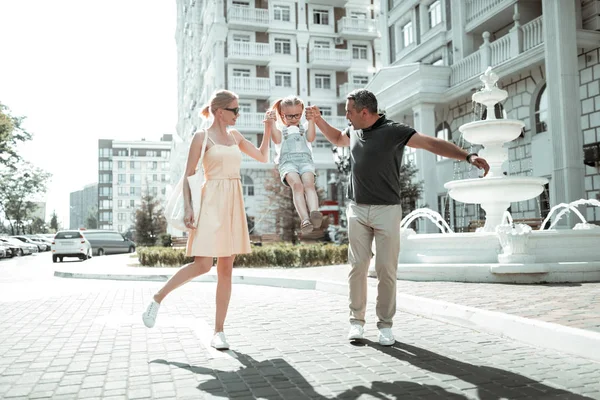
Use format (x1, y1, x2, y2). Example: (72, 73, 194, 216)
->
(306, 89, 489, 346)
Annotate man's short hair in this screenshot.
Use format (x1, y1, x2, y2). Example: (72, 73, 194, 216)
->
(347, 89, 378, 114)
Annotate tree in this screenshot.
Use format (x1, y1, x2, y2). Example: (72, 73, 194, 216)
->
(49, 210, 59, 232)
(0, 103, 32, 170)
(135, 193, 167, 246)
(29, 217, 48, 234)
(86, 208, 98, 229)
(399, 161, 425, 226)
(0, 162, 51, 235)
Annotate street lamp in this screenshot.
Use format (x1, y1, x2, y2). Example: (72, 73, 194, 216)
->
(331, 145, 351, 228)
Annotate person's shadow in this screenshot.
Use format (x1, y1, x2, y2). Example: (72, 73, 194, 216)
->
(356, 340, 596, 400)
(151, 351, 330, 399)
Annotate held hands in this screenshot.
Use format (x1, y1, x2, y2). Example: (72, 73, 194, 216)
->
(263, 110, 277, 124)
(305, 106, 321, 122)
(184, 206, 195, 230)
(469, 156, 490, 177)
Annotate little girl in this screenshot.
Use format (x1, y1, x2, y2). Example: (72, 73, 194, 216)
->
(267, 95, 323, 233)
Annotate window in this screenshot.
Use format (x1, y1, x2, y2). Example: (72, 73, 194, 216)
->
(99, 148, 111, 157)
(313, 40, 330, 48)
(99, 161, 111, 171)
(100, 200, 112, 209)
(99, 173, 112, 183)
(242, 175, 254, 196)
(274, 71, 292, 87)
(315, 74, 331, 89)
(118, 161, 125, 170)
(350, 11, 367, 19)
(116, 149, 127, 156)
(274, 4, 290, 21)
(132, 150, 140, 157)
(130, 161, 140, 169)
(535, 84, 548, 134)
(428, 1, 442, 28)
(313, 9, 329, 25)
(118, 200, 123, 208)
(162, 161, 169, 170)
(153, 174, 158, 182)
(232, 34, 250, 42)
(151, 187, 158, 196)
(147, 150, 157, 157)
(274, 38, 291, 55)
(402, 21, 414, 47)
(320, 107, 332, 117)
(239, 102, 252, 113)
(232, 0, 249, 6)
(233, 68, 250, 77)
(99, 187, 112, 196)
(130, 200, 135, 208)
(118, 174, 126, 183)
(118, 213, 126, 221)
(352, 44, 368, 60)
(161, 174, 167, 182)
(162, 151, 170, 159)
(118, 187, 127, 196)
(435, 122, 451, 161)
(353, 75, 369, 85)
(130, 174, 135, 184)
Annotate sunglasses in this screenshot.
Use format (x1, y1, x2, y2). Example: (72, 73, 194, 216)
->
(284, 113, 302, 119)
(224, 107, 240, 116)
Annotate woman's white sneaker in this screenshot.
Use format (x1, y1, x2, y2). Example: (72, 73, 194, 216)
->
(142, 300, 160, 328)
(211, 332, 230, 350)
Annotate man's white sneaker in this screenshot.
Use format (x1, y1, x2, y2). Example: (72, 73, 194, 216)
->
(211, 332, 230, 350)
(378, 328, 395, 346)
(347, 324, 364, 341)
(142, 300, 160, 328)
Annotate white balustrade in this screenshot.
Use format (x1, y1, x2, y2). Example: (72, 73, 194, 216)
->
(522, 16, 543, 51)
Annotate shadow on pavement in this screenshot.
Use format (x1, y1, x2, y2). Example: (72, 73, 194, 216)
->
(364, 340, 595, 400)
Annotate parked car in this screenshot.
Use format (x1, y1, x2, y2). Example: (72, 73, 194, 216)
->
(51, 230, 92, 262)
(12, 235, 49, 252)
(0, 237, 35, 256)
(27, 236, 52, 251)
(0, 243, 13, 258)
(82, 230, 136, 256)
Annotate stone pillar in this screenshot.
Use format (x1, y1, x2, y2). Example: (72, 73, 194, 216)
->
(412, 104, 439, 233)
(450, 0, 474, 60)
(542, 0, 585, 226)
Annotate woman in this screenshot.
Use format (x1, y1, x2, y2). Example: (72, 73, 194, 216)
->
(142, 89, 273, 349)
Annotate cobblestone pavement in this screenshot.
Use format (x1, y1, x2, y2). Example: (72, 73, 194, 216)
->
(1, 272, 600, 400)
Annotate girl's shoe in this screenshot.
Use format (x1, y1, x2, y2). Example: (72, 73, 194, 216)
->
(310, 211, 323, 229)
(211, 332, 230, 350)
(142, 300, 160, 328)
(301, 219, 314, 234)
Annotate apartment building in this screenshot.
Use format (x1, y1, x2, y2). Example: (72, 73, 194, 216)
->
(174, 0, 382, 234)
(368, 0, 600, 231)
(97, 135, 173, 233)
(69, 184, 98, 229)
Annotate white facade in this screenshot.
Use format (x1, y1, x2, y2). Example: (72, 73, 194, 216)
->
(174, 0, 383, 234)
(97, 136, 173, 233)
(369, 0, 600, 232)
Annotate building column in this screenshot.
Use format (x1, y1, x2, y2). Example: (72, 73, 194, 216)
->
(450, 0, 474, 60)
(412, 104, 438, 233)
(542, 0, 585, 226)
(297, 0, 309, 99)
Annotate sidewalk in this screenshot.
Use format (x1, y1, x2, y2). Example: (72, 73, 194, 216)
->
(54, 254, 600, 362)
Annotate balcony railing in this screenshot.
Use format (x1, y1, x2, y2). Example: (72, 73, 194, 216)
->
(450, 16, 544, 86)
(309, 48, 351, 64)
(339, 82, 366, 97)
(228, 77, 271, 97)
(227, 42, 271, 59)
(324, 116, 349, 129)
(227, 6, 269, 25)
(337, 17, 378, 37)
(236, 112, 265, 131)
(466, 0, 508, 25)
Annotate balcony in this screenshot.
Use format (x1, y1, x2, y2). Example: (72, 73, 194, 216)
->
(228, 77, 271, 99)
(227, 6, 269, 31)
(235, 112, 265, 132)
(227, 42, 271, 65)
(338, 82, 366, 99)
(307, 0, 347, 6)
(465, 0, 518, 34)
(309, 48, 352, 70)
(337, 17, 379, 40)
(450, 16, 544, 87)
(323, 116, 349, 130)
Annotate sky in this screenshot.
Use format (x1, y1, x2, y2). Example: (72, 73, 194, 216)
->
(0, 0, 177, 228)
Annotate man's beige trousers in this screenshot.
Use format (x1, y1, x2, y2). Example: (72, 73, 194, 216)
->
(347, 202, 403, 329)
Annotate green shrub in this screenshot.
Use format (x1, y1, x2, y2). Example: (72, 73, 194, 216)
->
(136, 243, 348, 267)
(159, 233, 172, 247)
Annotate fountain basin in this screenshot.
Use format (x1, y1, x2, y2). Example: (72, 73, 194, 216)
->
(444, 176, 548, 204)
(459, 119, 524, 144)
(471, 87, 508, 106)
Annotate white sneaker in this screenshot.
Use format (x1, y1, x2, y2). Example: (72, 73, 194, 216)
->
(211, 332, 230, 350)
(142, 300, 160, 328)
(378, 328, 395, 346)
(347, 324, 364, 341)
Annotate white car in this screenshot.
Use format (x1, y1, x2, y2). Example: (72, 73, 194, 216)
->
(51, 230, 92, 262)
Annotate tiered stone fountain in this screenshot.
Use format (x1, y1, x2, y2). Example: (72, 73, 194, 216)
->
(369, 68, 600, 283)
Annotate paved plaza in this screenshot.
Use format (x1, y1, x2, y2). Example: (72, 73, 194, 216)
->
(0, 254, 599, 399)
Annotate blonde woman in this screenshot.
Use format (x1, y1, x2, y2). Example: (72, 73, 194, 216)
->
(142, 90, 273, 349)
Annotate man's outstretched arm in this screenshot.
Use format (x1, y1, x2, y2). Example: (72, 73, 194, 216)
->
(305, 106, 350, 147)
(407, 132, 490, 176)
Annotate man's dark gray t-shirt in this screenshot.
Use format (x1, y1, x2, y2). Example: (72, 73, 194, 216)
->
(343, 115, 416, 205)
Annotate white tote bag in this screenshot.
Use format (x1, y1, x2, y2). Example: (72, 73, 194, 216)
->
(165, 129, 209, 231)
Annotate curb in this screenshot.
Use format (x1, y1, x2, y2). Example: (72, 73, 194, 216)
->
(54, 269, 600, 362)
